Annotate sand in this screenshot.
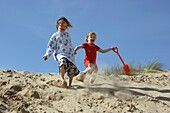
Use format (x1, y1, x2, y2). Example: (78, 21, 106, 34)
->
(0, 69, 169, 113)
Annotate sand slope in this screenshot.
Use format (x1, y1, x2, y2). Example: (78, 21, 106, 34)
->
(0, 69, 169, 113)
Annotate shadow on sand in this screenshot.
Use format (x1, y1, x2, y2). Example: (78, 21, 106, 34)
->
(72, 83, 170, 102)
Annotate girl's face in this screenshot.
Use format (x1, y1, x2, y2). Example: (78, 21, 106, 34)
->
(57, 20, 68, 33)
(87, 34, 96, 43)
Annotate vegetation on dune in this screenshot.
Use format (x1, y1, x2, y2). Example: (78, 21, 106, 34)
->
(102, 60, 164, 75)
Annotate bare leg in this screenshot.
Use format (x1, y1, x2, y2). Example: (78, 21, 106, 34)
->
(75, 66, 94, 82)
(75, 72, 86, 82)
(90, 72, 97, 84)
(60, 64, 65, 81)
(68, 75, 74, 87)
(90, 65, 98, 84)
(60, 64, 67, 87)
(83, 66, 94, 74)
(76, 63, 96, 82)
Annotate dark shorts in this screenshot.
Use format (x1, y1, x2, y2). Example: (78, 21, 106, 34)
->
(58, 57, 80, 76)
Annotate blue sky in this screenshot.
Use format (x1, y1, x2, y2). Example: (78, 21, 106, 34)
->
(0, 0, 170, 72)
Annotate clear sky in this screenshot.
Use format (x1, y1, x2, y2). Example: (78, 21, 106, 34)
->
(0, 0, 170, 72)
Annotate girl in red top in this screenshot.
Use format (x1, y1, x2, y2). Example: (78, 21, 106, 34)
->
(74, 32, 116, 83)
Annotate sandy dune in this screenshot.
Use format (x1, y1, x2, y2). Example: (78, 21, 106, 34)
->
(0, 69, 169, 113)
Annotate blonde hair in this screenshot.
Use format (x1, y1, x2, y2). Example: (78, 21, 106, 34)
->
(85, 32, 96, 42)
(56, 17, 72, 29)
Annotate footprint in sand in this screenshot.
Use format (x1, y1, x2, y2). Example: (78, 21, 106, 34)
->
(46, 80, 67, 88)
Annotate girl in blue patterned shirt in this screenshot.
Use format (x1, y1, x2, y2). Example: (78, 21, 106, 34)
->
(43, 17, 80, 88)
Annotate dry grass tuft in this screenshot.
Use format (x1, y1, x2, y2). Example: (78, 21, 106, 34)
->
(102, 60, 164, 75)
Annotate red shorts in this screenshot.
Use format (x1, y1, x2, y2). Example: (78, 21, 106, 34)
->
(84, 60, 96, 68)
(84, 60, 90, 68)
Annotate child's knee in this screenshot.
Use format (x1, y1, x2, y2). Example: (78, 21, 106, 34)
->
(69, 75, 74, 78)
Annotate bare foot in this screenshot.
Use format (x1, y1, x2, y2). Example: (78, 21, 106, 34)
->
(67, 85, 73, 88)
(61, 81, 68, 88)
(90, 76, 95, 84)
(75, 72, 86, 82)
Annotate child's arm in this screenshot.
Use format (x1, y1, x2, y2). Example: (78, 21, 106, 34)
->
(43, 34, 57, 60)
(74, 44, 84, 54)
(98, 47, 116, 53)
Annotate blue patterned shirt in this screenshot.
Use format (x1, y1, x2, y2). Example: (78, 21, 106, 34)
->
(44, 31, 75, 64)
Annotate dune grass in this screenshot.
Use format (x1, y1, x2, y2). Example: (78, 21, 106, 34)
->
(142, 60, 163, 72)
(102, 60, 164, 75)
